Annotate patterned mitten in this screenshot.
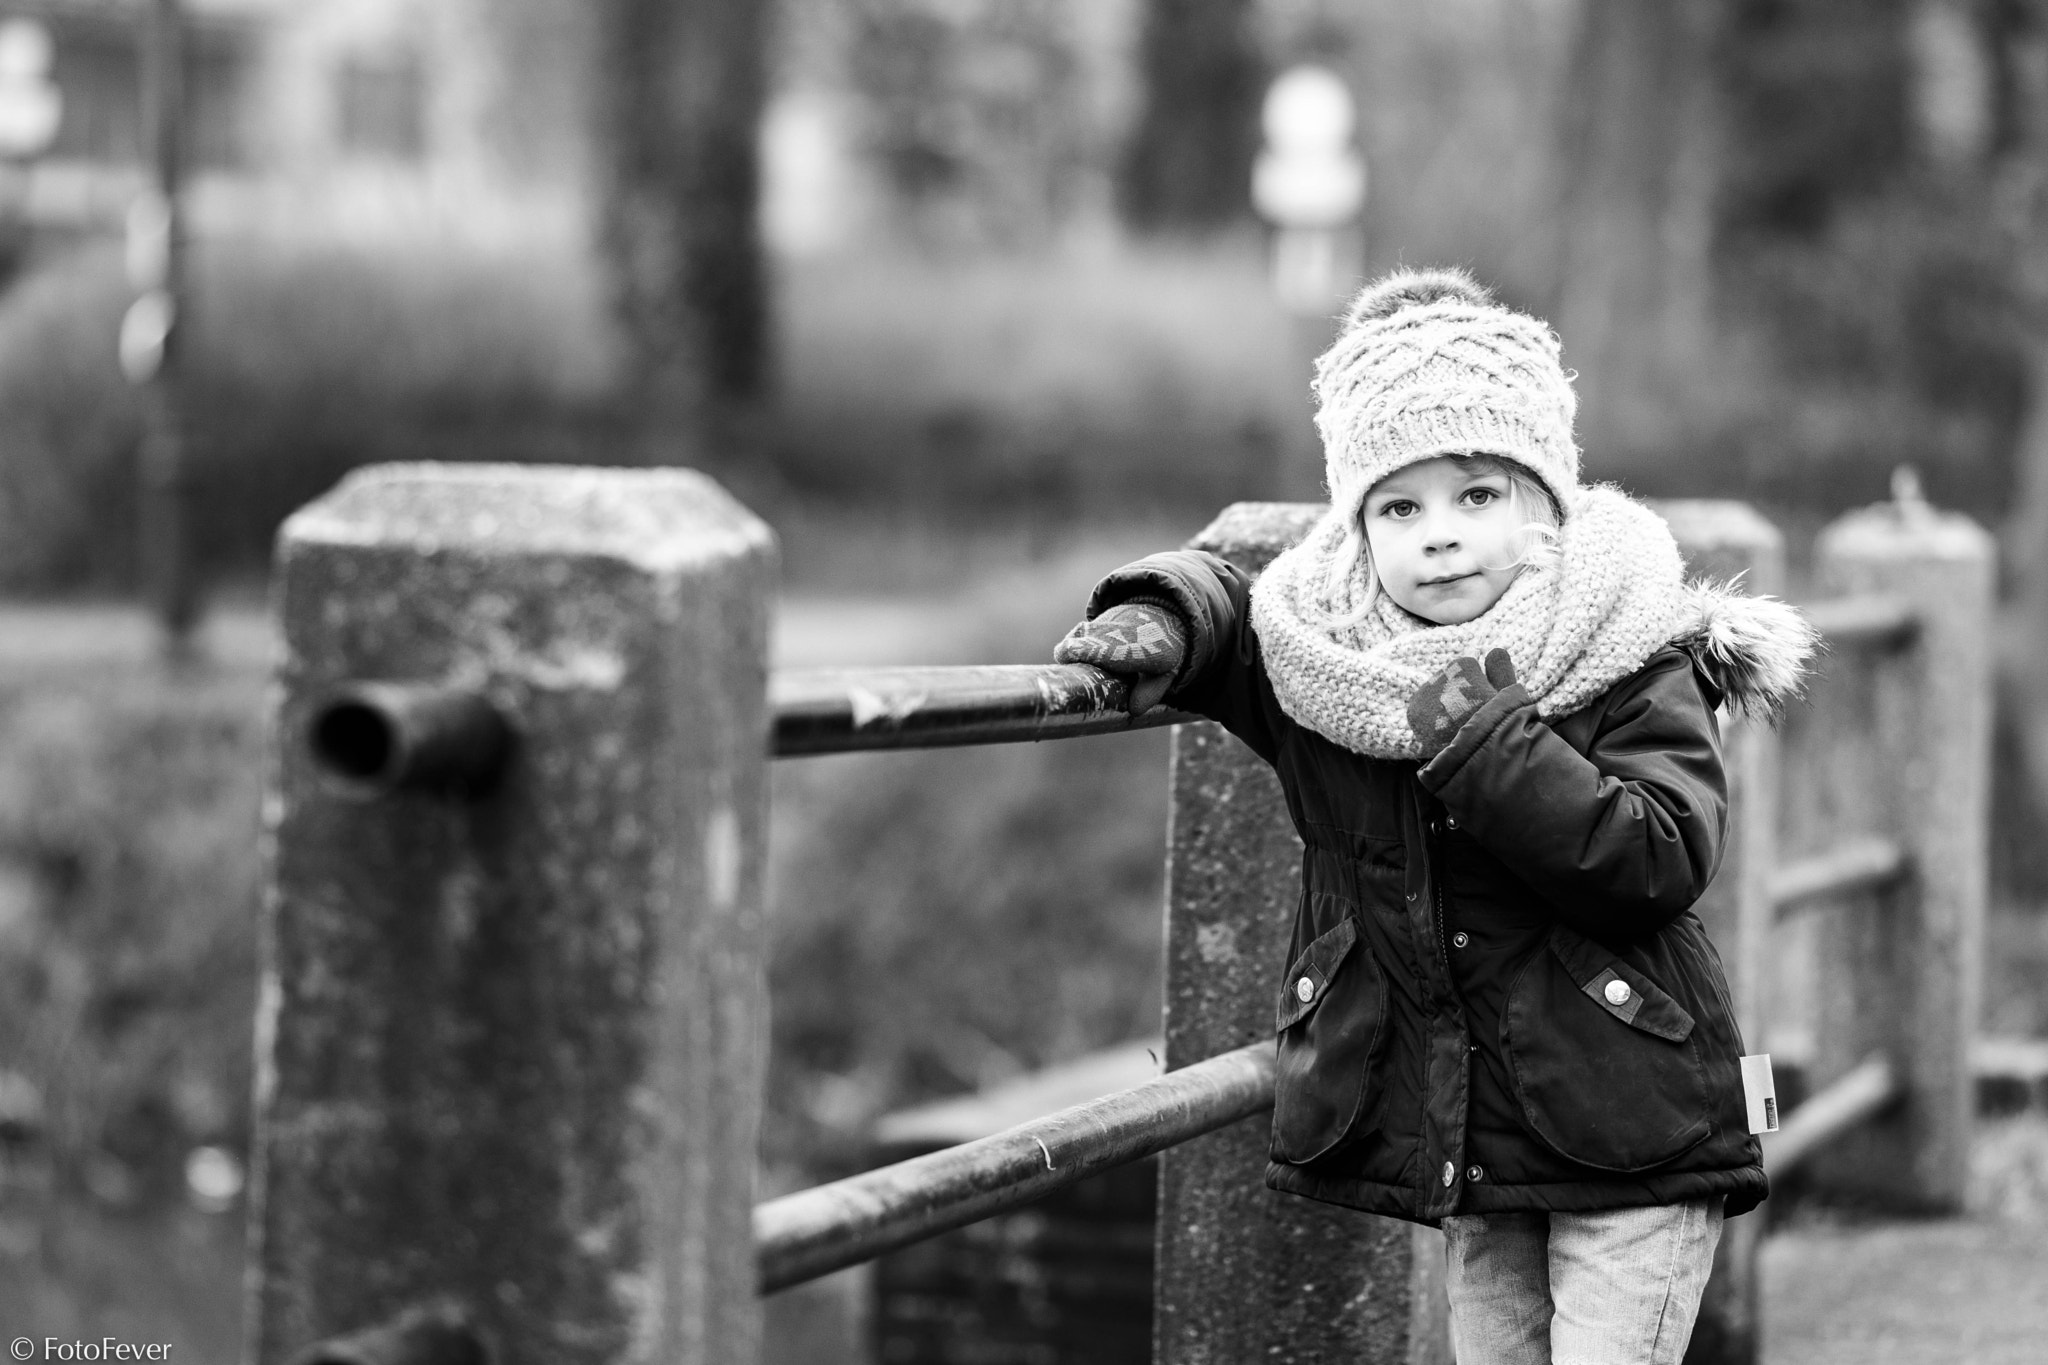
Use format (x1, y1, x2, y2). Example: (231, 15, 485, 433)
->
(1407, 648, 1517, 758)
(1054, 599, 1188, 716)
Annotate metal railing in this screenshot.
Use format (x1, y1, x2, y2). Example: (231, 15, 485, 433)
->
(261, 473, 1990, 1365)
(755, 1043, 1273, 1292)
(743, 589, 1930, 1296)
(771, 663, 1194, 755)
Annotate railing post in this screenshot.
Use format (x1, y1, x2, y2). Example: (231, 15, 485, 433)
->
(1655, 501, 1784, 1365)
(1157, 502, 1453, 1365)
(1805, 487, 1993, 1212)
(249, 464, 777, 1365)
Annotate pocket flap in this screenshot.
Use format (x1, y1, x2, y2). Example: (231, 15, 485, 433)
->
(1546, 928, 1694, 1043)
(1276, 916, 1359, 1032)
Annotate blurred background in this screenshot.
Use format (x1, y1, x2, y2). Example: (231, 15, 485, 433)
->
(1, 0, 2048, 1359)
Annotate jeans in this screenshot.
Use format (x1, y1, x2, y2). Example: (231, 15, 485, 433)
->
(1441, 1197, 1724, 1365)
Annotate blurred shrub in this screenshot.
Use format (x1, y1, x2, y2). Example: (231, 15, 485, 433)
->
(1701, 1, 2029, 516)
(0, 237, 623, 592)
(0, 673, 263, 1211)
(762, 569, 1173, 1182)
(0, 564, 1175, 1206)
(0, 247, 143, 590)
(841, 0, 1118, 249)
(765, 731, 1170, 1181)
(1713, 187, 2026, 514)
(184, 236, 622, 570)
(771, 240, 1301, 522)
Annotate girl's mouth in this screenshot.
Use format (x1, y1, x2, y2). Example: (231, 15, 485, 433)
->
(1421, 572, 1475, 587)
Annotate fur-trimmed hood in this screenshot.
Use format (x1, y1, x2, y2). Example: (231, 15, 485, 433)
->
(1671, 582, 1821, 722)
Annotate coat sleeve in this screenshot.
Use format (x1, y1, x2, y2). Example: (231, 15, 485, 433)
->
(1415, 650, 1728, 942)
(1085, 550, 1282, 763)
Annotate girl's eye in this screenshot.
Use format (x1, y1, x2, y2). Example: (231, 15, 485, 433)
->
(1463, 487, 1500, 507)
(1377, 500, 1418, 519)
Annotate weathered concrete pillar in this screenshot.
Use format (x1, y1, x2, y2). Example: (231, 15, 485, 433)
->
(1655, 501, 1785, 1365)
(249, 464, 777, 1365)
(1157, 502, 1453, 1365)
(1806, 487, 1993, 1212)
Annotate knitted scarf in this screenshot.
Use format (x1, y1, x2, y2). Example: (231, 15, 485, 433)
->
(1248, 484, 1693, 761)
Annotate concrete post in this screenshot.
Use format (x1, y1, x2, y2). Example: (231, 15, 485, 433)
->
(1156, 502, 1453, 1365)
(1655, 501, 1785, 1365)
(249, 464, 777, 1365)
(1807, 486, 1993, 1212)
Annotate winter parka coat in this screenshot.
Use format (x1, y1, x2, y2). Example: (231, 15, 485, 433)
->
(1090, 549, 1775, 1226)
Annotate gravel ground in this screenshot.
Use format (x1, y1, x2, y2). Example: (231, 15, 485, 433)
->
(1763, 1218, 2048, 1365)
(1762, 1116, 2048, 1365)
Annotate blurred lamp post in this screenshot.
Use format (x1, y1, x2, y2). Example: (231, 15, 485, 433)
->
(0, 18, 61, 278)
(0, 19, 60, 156)
(1251, 65, 1365, 497)
(123, 0, 198, 651)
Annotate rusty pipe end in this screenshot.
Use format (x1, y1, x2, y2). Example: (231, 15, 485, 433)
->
(308, 683, 511, 799)
(286, 1302, 490, 1365)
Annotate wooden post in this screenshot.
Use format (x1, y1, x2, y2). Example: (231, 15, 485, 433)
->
(249, 464, 777, 1365)
(1804, 482, 1993, 1212)
(1655, 501, 1784, 1365)
(1157, 502, 1453, 1365)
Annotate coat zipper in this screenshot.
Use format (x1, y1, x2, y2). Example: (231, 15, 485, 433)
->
(1431, 822, 1452, 985)
(1430, 815, 1464, 1212)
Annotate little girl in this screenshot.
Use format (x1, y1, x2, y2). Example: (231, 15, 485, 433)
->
(1055, 268, 1816, 1365)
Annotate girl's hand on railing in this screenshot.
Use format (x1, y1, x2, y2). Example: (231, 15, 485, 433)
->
(1053, 600, 1188, 715)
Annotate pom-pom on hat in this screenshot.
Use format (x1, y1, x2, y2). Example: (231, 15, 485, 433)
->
(1313, 266, 1579, 520)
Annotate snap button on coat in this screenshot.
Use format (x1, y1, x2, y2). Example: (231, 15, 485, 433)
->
(1467, 1165, 1485, 1182)
(1441, 1161, 1456, 1187)
(1452, 931, 1470, 949)
(1296, 976, 1316, 1003)
(1605, 979, 1633, 1006)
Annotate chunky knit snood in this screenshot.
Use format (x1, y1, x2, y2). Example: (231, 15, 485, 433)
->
(1248, 484, 1694, 761)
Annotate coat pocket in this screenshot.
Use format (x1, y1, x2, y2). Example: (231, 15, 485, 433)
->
(1501, 926, 1712, 1173)
(1271, 913, 1390, 1163)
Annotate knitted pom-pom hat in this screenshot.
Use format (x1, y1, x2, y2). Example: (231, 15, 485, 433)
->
(1314, 266, 1579, 518)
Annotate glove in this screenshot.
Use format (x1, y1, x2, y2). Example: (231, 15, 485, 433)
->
(1053, 599, 1188, 716)
(1407, 648, 1517, 758)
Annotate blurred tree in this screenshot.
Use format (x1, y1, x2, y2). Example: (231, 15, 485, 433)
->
(1551, 0, 1724, 468)
(1556, 0, 2026, 507)
(845, 0, 1092, 249)
(1996, 2, 2048, 566)
(1120, 0, 1263, 231)
(1987, 0, 2048, 847)
(591, 0, 769, 459)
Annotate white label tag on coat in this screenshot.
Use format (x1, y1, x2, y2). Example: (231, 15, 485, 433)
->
(1741, 1054, 1778, 1134)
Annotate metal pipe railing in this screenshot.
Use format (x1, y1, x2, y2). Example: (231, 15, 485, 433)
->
(754, 1042, 1274, 1293)
(1804, 593, 1917, 650)
(771, 590, 1910, 757)
(771, 663, 1196, 756)
(1769, 836, 1910, 920)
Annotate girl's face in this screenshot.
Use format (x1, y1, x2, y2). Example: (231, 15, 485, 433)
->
(1362, 455, 1527, 625)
